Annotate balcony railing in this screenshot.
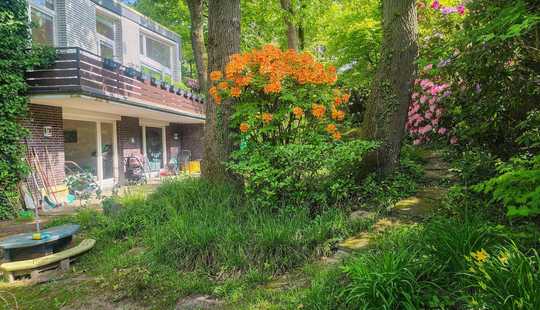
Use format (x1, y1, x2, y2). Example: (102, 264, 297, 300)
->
(25, 47, 204, 116)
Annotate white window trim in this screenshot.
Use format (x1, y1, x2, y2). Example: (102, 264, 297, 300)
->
(139, 32, 173, 72)
(29, 2, 57, 46)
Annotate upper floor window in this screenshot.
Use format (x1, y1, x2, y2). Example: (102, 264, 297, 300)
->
(96, 15, 115, 41)
(96, 13, 116, 60)
(30, 5, 55, 46)
(32, 0, 54, 10)
(139, 33, 172, 69)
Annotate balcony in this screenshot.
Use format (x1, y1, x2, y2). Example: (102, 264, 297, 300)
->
(25, 47, 204, 117)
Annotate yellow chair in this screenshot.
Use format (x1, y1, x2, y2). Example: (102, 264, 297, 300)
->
(188, 160, 201, 174)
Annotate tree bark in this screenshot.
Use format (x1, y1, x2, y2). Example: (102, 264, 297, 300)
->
(185, 0, 208, 92)
(280, 0, 300, 51)
(202, 0, 241, 180)
(361, 0, 418, 176)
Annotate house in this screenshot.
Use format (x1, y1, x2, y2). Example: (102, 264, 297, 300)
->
(24, 0, 205, 193)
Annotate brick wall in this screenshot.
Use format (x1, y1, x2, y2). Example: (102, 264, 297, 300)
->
(21, 104, 65, 189)
(179, 124, 204, 160)
(116, 116, 142, 183)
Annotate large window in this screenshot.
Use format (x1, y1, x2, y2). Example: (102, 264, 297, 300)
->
(32, 0, 54, 10)
(96, 13, 116, 59)
(30, 4, 55, 46)
(140, 33, 172, 68)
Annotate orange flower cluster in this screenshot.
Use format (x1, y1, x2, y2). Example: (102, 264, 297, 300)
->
(230, 87, 242, 97)
(217, 81, 229, 90)
(225, 45, 336, 94)
(332, 131, 342, 141)
(311, 104, 326, 119)
(331, 109, 346, 121)
(210, 70, 223, 81)
(262, 112, 273, 124)
(325, 123, 337, 134)
(239, 122, 250, 133)
(292, 107, 304, 119)
(209, 86, 222, 104)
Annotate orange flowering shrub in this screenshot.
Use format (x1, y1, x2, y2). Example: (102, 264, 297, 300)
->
(208, 44, 350, 145)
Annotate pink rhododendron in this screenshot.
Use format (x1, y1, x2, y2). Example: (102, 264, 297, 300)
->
(457, 4, 465, 15)
(407, 75, 454, 145)
(424, 64, 433, 71)
(431, 1, 440, 10)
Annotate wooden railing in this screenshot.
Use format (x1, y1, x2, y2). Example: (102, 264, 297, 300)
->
(25, 47, 204, 116)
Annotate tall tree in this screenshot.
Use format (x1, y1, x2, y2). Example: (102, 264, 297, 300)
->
(185, 0, 208, 91)
(279, 0, 300, 50)
(361, 0, 418, 176)
(202, 0, 241, 180)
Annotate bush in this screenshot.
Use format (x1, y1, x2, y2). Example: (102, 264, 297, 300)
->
(474, 154, 540, 218)
(228, 140, 378, 209)
(0, 0, 54, 218)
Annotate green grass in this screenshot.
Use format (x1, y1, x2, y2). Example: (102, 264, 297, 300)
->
(300, 215, 539, 309)
(33, 178, 363, 308)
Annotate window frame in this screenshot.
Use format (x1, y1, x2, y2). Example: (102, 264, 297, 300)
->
(139, 32, 174, 81)
(95, 10, 117, 60)
(29, 1, 56, 46)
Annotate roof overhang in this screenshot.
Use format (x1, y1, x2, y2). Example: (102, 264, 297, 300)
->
(30, 93, 205, 124)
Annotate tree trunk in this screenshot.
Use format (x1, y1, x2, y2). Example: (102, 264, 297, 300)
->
(185, 0, 208, 92)
(361, 0, 418, 176)
(202, 0, 241, 180)
(280, 0, 300, 51)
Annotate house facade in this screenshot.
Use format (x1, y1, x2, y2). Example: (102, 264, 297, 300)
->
(25, 0, 205, 191)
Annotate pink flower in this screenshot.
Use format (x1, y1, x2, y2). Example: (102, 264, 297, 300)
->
(412, 92, 420, 99)
(419, 125, 433, 134)
(420, 95, 428, 104)
(429, 102, 437, 112)
(413, 139, 422, 145)
(431, 118, 439, 127)
(450, 136, 458, 145)
(423, 64, 433, 71)
(425, 111, 433, 119)
(438, 127, 448, 135)
(431, 1, 440, 10)
(457, 4, 465, 15)
(436, 108, 443, 117)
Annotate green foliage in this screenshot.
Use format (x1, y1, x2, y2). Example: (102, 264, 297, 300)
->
(228, 140, 378, 209)
(443, 0, 540, 158)
(0, 0, 54, 219)
(474, 155, 540, 218)
(304, 216, 508, 309)
(465, 243, 540, 309)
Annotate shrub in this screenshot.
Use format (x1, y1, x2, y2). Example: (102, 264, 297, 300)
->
(474, 154, 540, 217)
(465, 243, 540, 309)
(227, 140, 378, 209)
(0, 0, 54, 218)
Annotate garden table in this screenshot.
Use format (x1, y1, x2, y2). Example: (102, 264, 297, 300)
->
(0, 224, 80, 262)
